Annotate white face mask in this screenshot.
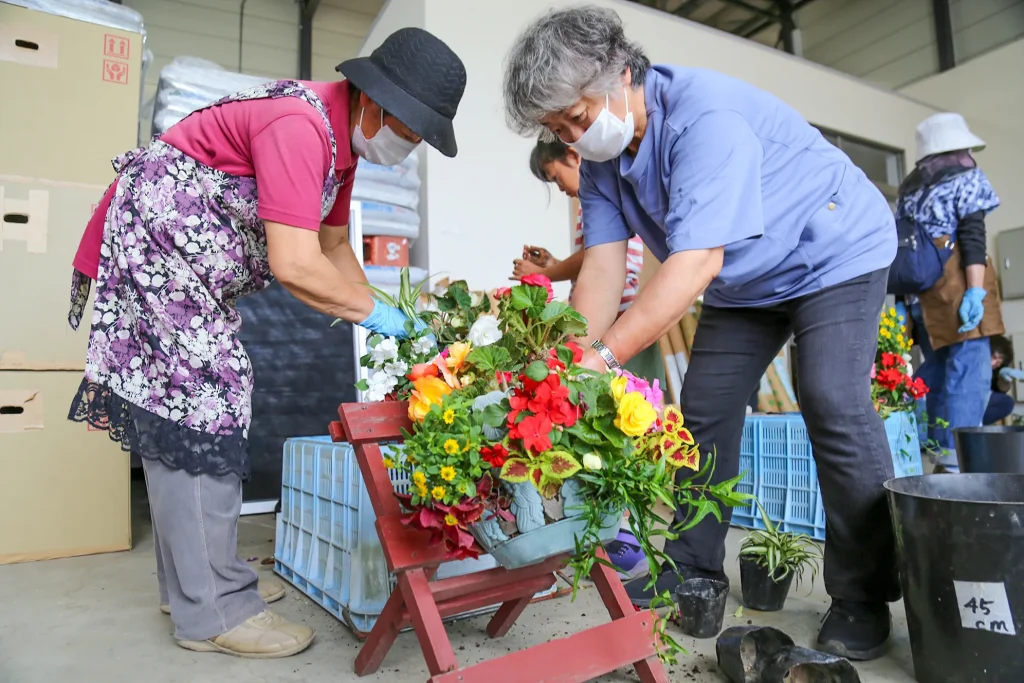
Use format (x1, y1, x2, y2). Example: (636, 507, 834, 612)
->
(569, 89, 634, 162)
(352, 107, 419, 167)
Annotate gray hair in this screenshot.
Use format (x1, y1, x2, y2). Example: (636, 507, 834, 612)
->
(503, 5, 650, 137)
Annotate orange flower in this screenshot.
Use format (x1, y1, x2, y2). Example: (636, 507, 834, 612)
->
(408, 362, 439, 381)
(408, 376, 452, 422)
(432, 354, 461, 390)
(446, 341, 472, 373)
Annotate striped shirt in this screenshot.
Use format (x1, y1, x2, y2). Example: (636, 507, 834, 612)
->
(569, 205, 644, 315)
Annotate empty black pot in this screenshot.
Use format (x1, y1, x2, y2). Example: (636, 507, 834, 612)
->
(954, 426, 1024, 474)
(739, 556, 794, 612)
(674, 577, 729, 638)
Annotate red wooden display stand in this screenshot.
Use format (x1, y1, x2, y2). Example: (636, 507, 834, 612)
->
(329, 401, 669, 683)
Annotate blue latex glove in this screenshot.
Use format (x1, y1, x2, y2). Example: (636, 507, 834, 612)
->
(999, 367, 1024, 383)
(958, 287, 987, 333)
(360, 300, 426, 339)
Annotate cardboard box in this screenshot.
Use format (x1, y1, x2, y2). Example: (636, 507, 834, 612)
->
(0, 371, 131, 564)
(0, 177, 102, 370)
(0, 4, 142, 185)
(364, 235, 409, 267)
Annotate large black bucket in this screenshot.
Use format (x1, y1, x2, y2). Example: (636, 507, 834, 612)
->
(954, 426, 1024, 474)
(885, 474, 1024, 682)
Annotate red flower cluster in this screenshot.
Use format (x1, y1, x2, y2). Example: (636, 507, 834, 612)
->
(907, 376, 928, 399)
(547, 341, 584, 371)
(398, 496, 484, 561)
(875, 368, 905, 391)
(521, 273, 555, 302)
(881, 352, 905, 369)
(507, 371, 579, 454)
(481, 443, 509, 468)
(873, 351, 929, 403)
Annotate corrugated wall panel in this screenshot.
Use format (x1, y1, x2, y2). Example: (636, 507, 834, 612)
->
(312, 0, 384, 80)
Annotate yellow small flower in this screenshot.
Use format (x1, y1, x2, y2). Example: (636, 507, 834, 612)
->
(610, 375, 628, 403)
(443, 409, 455, 425)
(889, 307, 896, 316)
(444, 513, 459, 527)
(415, 483, 428, 499)
(897, 334, 904, 343)
(440, 466, 457, 482)
(431, 486, 446, 500)
(908, 338, 914, 347)
(382, 457, 395, 469)
(412, 471, 426, 487)
(443, 439, 460, 455)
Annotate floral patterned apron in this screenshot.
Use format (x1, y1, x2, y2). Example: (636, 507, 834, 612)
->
(68, 81, 341, 479)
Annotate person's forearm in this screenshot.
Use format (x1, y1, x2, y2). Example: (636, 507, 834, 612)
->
(573, 244, 628, 345)
(602, 248, 723, 364)
(320, 223, 370, 285)
(544, 249, 585, 283)
(276, 253, 375, 322)
(966, 263, 986, 289)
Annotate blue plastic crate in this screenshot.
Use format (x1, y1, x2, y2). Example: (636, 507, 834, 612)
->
(275, 436, 515, 634)
(733, 412, 922, 542)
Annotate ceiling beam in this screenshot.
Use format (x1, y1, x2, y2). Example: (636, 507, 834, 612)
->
(673, 0, 713, 18)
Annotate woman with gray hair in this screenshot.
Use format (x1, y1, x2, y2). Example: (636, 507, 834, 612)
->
(504, 6, 899, 660)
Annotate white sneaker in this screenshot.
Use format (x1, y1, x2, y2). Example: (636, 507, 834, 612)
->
(177, 610, 314, 658)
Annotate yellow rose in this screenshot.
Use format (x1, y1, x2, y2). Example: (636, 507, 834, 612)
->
(446, 341, 472, 373)
(614, 392, 658, 437)
(408, 376, 452, 422)
(610, 375, 628, 403)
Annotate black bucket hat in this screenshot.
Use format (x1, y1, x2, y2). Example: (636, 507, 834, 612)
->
(337, 28, 466, 158)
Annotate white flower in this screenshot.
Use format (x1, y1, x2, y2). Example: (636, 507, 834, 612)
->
(365, 369, 398, 402)
(468, 315, 503, 347)
(384, 360, 408, 377)
(582, 453, 603, 471)
(370, 337, 399, 366)
(412, 336, 436, 356)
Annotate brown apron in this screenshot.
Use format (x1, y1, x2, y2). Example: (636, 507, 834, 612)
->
(916, 234, 1004, 350)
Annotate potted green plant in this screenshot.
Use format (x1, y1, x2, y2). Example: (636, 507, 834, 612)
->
(738, 503, 822, 611)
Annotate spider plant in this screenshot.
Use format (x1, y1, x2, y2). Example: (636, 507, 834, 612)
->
(331, 267, 430, 332)
(738, 502, 822, 589)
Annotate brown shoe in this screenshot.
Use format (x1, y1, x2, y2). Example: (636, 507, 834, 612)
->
(160, 576, 287, 614)
(176, 610, 314, 658)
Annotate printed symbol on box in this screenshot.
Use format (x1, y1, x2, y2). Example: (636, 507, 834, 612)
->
(104, 34, 129, 60)
(102, 59, 129, 85)
(386, 241, 402, 261)
(0, 186, 49, 254)
(954, 580, 1017, 636)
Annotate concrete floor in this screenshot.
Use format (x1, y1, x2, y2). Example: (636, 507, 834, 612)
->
(0, 482, 918, 683)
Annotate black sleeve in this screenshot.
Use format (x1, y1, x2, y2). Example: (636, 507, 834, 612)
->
(958, 210, 987, 267)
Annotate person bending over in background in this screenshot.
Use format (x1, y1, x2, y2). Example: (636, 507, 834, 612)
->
(899, 113, 1004, 473)
(66, 29, 465, 658)
(504, 6, 899, 660)
(985, 335, 1022, 425)
(513, 138, 666, 581)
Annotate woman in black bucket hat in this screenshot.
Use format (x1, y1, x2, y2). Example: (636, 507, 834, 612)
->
(67, 28, 465, 658)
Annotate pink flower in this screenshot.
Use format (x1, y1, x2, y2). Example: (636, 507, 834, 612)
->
(521, 273, 554, 303)
(494, 287, 512, 298)
(617, 370, 665, 410)
(870, 365, 877, 379)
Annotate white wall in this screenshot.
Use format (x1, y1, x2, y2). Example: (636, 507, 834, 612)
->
(792, 0, 1024, 89)
(900, 38, 1024, 331)
(125, 0, 299, 101)
(361, 0, 939, 292)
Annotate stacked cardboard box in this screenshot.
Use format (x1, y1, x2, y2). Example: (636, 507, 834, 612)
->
(0, 2, 143, 563)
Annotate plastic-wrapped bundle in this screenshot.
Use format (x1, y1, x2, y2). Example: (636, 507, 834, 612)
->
(352, 152, 421, 211)
(151, 57, 272, 134)
(4, 0, 144, 34)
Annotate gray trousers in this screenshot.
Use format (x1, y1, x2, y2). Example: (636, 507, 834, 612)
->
(668, 268, 901, 603)
(142, 458, 267, 641)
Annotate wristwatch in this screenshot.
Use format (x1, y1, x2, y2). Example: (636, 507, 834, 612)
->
(591, 339, 621, 370)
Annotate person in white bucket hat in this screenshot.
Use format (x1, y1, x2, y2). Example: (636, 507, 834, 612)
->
(898, 112, 1003, 473)
(915, 112, 986, 161)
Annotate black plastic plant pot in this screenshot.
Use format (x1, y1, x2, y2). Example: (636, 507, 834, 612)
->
(953, 426, 1024, 474)
(674, 577, 729, 639)
(739, 556, 794, 612)
(885, 474, 1024, 683)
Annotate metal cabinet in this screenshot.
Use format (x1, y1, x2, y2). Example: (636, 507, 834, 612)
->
(997, 227, 1024, 300)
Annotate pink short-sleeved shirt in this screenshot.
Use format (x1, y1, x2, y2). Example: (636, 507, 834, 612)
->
(74, 80, 357, 279)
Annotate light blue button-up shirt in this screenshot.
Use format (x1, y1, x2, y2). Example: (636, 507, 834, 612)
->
(578, 65, 896, 308)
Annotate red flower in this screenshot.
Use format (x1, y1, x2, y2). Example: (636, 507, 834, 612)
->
(517, 413, 553, 453)
(398, 498, 484, 561)
(565, 341, 584, 363)
(521, 273, 554, 302)
(876, 368, 904, 391)
(495, 370, 513, 385)
(909, 376, 929, 399)
(408, 362, 439, 381)
(494, 287, 512, 298)
(881, 352, 904, 369)
(481, 443, 509, 469)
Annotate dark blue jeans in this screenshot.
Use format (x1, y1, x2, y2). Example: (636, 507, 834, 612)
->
(670, 268, 899, 604)
(909, 303, 990, 467)
(985, 391, 1015, 425)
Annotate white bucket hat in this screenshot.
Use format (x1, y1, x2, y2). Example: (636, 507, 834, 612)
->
(915, 112, 986, 162)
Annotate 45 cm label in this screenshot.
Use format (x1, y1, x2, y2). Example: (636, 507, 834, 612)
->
(953, 581, 1017, 636)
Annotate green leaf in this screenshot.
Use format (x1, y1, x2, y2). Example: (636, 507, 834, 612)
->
(594, 418, 626, 448)
(499, 458, 531, 483)
(541, 451, 582, 480)
(449, 282, 473, 310)
(481, 402, 508, 428)
(524, 360, 550, 382)
(567, 421, 604, 445)
(555, 344, 576, 368)
(540, 301, 571, 323)
(355, 379, 369, 391)
(467, 346, 511, 374)
(510, 285, 534, 311)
